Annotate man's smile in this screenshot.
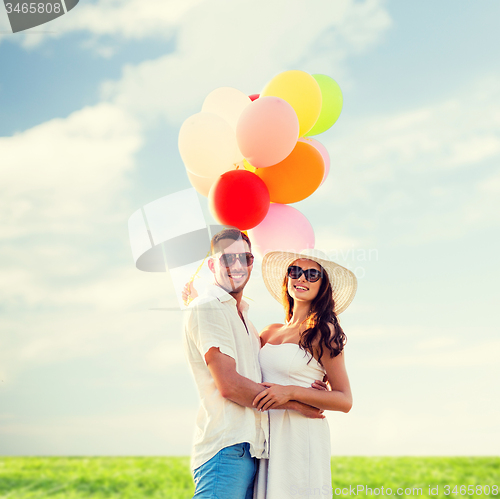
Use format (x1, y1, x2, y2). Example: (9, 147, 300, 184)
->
(228, 272, 247, 281)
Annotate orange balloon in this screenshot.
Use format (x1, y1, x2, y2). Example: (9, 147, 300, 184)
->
(255, 141, 324, 204)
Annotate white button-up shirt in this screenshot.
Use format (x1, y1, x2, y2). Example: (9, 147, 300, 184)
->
(183, 283, 269, 472)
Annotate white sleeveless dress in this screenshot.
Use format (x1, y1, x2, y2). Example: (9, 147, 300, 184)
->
(254, 343, 332, 499)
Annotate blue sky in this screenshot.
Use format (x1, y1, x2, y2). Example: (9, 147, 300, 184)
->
(1, 0, 499, 456)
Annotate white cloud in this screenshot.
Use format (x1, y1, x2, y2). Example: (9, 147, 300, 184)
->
(447, 135, 500, 167)
(0, 263, 174, 310)
(332, 324, 500, 455)
(4, 0, 206, 48)
(0, 276, 183, 382)
(5, 0, 392, 65)
(478, 172, 500, 193)
(0, 103, 150, 387)
(101, 0, 391, 124)
(63, 0, 204, 38)
(308, 74, 500, 245)
(145, 338, 186, 370)
(321, 74, 500, 191)
(327, 99, 500, 194)
(0, 103, 142, 239)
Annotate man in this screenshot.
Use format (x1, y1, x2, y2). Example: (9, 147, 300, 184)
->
(183, 228, 325, 499)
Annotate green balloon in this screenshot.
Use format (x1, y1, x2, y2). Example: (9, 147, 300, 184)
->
(305, 74, 343, 136)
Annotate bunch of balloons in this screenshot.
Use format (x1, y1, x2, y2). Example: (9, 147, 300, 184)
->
(178, 70, 343, 255)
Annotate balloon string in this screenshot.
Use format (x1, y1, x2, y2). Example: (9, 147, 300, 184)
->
(184, 249, 211, 306)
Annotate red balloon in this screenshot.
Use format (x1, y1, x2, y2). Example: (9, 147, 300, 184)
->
(249, 94, 260, 101)
(208, 170, 270, 230)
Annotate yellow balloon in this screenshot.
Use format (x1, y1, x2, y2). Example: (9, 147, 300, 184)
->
(243, 159, 257, 173)
(261, 70, 322, 137)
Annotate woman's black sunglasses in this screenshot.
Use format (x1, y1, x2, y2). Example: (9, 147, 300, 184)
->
(287, 265, 323, 283)
(219, 252, 255, 267)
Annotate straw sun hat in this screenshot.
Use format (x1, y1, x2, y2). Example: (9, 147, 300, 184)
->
(261, 248, 358, 315)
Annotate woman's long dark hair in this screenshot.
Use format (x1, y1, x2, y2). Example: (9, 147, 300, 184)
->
(282, 264, 346, 365)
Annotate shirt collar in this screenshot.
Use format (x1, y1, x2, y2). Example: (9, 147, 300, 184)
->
(207, 283, 250, 312)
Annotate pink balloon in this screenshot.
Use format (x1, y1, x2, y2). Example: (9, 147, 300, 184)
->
(236, 97, 299, 168)
(248, 203, 315, 257)
(299, 137, 330, 185)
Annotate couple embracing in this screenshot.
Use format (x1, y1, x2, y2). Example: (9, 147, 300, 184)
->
(183, 228, 357, 498)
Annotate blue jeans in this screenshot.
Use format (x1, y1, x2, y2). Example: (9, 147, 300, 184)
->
(192, 442, 257, 499)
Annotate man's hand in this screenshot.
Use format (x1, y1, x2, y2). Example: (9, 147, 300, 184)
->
(311, 378, 329, 391)
(204, 348, 327, 419)
(182, 280, 198, 305)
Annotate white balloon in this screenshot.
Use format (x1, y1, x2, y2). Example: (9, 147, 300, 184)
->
(186, 169, 218, 197)
(178, 112, 239, 177)
(202, 87, 252, 130)
(202, 87, 251, 165)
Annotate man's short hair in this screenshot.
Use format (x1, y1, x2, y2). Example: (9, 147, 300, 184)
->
(210, 228, 252, 255)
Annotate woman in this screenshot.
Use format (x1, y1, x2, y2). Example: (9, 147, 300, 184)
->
(253, 248, 357, 499)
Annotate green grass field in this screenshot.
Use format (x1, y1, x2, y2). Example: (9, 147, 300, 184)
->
(0, 457, 498, 498)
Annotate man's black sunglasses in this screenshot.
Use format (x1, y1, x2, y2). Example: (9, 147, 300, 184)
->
(219, 252, 255, 267)
(287, 265, 323, 283)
